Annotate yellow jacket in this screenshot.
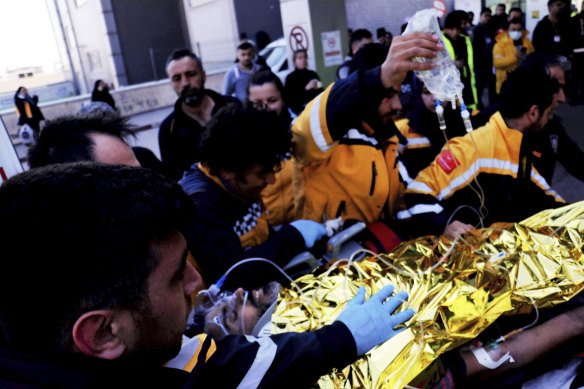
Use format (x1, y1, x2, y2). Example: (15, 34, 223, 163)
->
(493, 30, 534, 93)
(291, 80, 405, 224)
(401, 112, 564, 236)
(261, 159, 295, 225)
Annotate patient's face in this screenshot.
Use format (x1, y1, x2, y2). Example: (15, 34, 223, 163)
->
(203, 283, 279, 340)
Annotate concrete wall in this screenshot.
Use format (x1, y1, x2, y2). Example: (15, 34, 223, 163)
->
(308, 0, 350, 86)
(234, 0, 284, 47)
(526, 0, 549, 40)
(110, 0, 190, 84)
(0, 71, 225, 139)
(56, 0, 113, 93)
(344, 0, 455, 37)
(182, 0, 240, 70)
(0, 81, 76, 111)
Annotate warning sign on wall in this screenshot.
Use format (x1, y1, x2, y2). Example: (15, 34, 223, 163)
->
(0, 117, 23, 184)
(321, 30, 343, 67)
(289, 25, 309, 51)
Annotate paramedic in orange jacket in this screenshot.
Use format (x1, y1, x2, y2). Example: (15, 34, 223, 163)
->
(290, 33, 443, 226)
(493, 18, 535, 94)
(401, 66, 564, 240)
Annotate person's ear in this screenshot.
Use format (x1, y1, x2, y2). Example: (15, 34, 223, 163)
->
(527, 105, 540, 123)
(202, 70, 207, 84)
(220, 169, 235, 181)
(72, 310, 129, 360)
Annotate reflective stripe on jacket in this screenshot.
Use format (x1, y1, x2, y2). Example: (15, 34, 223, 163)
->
(291, 69, 406, 224)
(493, 30, 534, 93)
(401, 112, 564, 236)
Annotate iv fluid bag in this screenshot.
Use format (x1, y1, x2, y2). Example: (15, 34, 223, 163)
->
(403, 9, 464, 103)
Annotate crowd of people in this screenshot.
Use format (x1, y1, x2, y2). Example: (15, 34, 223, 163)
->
(3, 3, 584, 388)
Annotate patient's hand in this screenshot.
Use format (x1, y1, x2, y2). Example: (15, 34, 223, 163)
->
(443, 220, 475, 240)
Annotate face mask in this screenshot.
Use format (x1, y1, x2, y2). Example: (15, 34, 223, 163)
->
(509, 31, 522, 41)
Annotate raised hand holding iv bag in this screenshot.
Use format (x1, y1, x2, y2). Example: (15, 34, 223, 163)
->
(403, 9, 464, 104)
(404, 9, 475, 133)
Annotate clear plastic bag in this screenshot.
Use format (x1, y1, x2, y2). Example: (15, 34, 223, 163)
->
(403, 9, 464, 104)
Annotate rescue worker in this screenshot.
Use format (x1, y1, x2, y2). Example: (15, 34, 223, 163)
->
(443, 10, 479, 109)
(401, 66, 565, 240)
(0, 163, 414, 388)
(179, 105, 328, 290)
(493, 18, 535, 94)
(395, 78, 466, 179)
(290, 33, 442, 230)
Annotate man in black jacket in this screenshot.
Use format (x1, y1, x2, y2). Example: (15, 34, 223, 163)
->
(159, 49, 240, 181)
(180, 104, 329, 290)
(0, 163, 413, 388)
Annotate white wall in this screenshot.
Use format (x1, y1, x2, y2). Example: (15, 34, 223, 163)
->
(182, 0, 240, 69)
(56, 0, 119, 92)
(526, 0, 549, 40)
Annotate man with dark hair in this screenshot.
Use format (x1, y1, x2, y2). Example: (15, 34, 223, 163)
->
(443, 10, 479, 109)
(222, 42, 263, 101)
(0, 162, 413, 387)
(533, 0, 572, 57)
(27, 114, 140, 168)
(159, 49, 240, 181)
(491, 3, 508, 31)
(472, 7, 496, 108)
(179, 104, 328, 289)
(508, 7, 523, 22)
(290, 34, 440, 231)
(521, 52, 584, 185)
(336, 28, 373, 79)
(402, 66, 565, 239)
(493, 17, 534, 94)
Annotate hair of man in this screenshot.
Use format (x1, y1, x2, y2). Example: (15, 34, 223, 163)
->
(237, 42, 254, 52)
(27, 115, 135, 168)
(348, 42, 389, 75)
(444, 10, 469, 29)
(198, 104, 291, 176)
(350, 29, 373, 45)
(165, 48, 203, 72)
(520, 51, 571, 74)
(509, 7, 522, 16)
(508, 18, 524, 28)
(0, 163, 196, 353)
(499, 66, 558, 119)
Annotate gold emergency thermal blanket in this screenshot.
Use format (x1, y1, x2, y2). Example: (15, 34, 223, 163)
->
(271, 201, 584, 388)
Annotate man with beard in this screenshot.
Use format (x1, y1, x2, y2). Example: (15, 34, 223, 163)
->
(0, 163, 414, 388)
(402, 66, 565, 240)
(159, 49, 240, 181)
(222, 42, 263, 102)
(179, 104, 329, 290)
(533, 0, 572, 57)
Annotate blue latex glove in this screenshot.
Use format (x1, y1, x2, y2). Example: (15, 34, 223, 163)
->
(289, 219, 327, 248)
(336, 285, 415, 355)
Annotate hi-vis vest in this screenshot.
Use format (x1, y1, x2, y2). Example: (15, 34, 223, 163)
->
(443, 33, 478, 110)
